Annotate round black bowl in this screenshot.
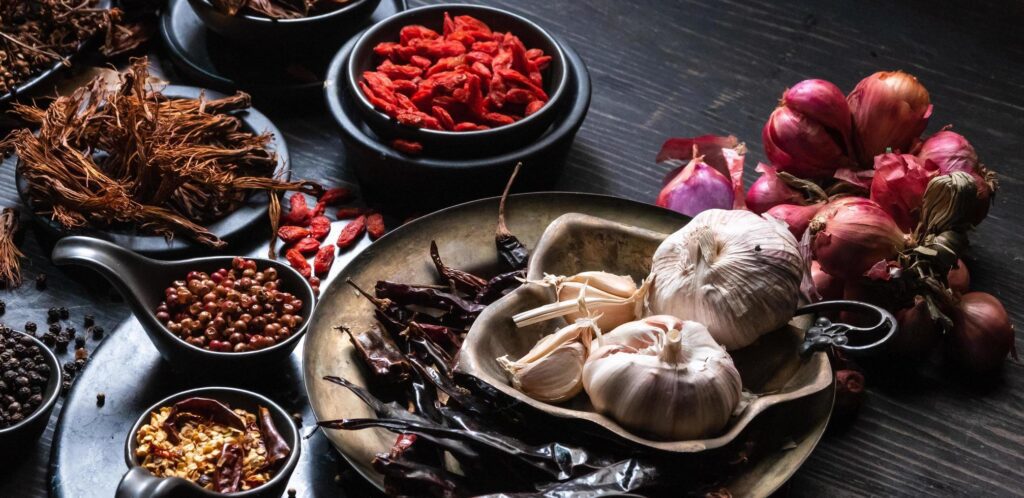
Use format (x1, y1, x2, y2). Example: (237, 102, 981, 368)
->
(347, 3, 569, 157)
(187, 0, 382, 48)
(117, 387, 301, 497)
(0, 331, 61, 462)
(14, 84, 288, 259)
(326, 33, 591, 210)
(51, 237, 316, 377)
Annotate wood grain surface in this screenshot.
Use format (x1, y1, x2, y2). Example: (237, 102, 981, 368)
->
(1, 0, 1022, 496)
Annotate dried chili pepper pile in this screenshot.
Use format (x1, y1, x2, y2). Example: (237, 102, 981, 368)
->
(317, 170, 757, 496)
(210, 0, 354, 19)
(1, 58, 322, 248)
(361, 13, 552, 141)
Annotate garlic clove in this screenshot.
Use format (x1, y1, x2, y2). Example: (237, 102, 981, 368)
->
(559, 271, 638, 298)
(500, 341, 585, 403)
(513, 274, 650, 332)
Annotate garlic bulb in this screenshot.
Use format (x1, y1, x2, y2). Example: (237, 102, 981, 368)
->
(649, 209, 804, 350)
(583, 316, 742, 440)
(513, 273, 649, 331)
(498, 316, 599, 403)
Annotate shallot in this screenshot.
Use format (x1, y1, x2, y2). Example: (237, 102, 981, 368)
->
(763, 79, 855, 178)
(869, 152, 939, 232)
(948, 292, 1016, 374)
(948, 259, 970, 294)
(745, 163, 806, 214)
(766, 202, 825, 240)
(847, 71, 932, 163)
(810, 197, 907, 279)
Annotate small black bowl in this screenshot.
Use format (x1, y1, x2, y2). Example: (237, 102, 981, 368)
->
(0, 331, 61, 462)
(50, 236, 316, 377)
(116, 387, 301, 497)
(346, 3, 570, 157)
(326, 32, 591, 210)
(187, 0, 382, 49)
(14, 84, 288, 259)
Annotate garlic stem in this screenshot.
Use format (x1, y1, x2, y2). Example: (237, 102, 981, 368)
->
(658, 327, 686, 364)
(513, 297, 634, 327)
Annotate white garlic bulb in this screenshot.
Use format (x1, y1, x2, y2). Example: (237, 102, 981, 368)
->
(648, 209, 804, 350)
(498, 317, 599, 403)
(582, 315, 742, 440)
(513, 273, 649, 332)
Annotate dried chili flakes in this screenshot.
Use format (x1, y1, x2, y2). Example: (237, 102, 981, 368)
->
(366, 213, 386, 240)
(362, 13, 551, 140)
(336, 216, 366, 250)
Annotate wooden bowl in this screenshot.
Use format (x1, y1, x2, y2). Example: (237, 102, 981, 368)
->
(456, 213, 833, 452)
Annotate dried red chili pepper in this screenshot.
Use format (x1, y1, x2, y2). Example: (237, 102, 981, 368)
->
(389, 433, 418, 459)
(336, 215, 366, 250)
(281, 193, 311, 226)
(293, 237, 320, 255)
(214, 442, 244, 493)
(391, 139, 423, 155)
(336, 207, 368, 219)
(313, 245, 335, 276)
(285, 248, 311, 278)
(366, 212, 386, 240)
(277, 225, 310, 244)
(258, 406, 292, 468)
(309, 216, 331, 240)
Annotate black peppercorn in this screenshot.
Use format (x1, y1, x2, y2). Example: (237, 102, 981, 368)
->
(58, 307, 69, 320)
(47, 308, 60, 323)
(41, 333, 56, 347)
(0, 300, 5, 316)
(35, 273, 47, 290)
(83, 315, 95, 327)
(90, 326, 105, 339)
(48, 323, 61, 334)
(25, 322, 37, 333)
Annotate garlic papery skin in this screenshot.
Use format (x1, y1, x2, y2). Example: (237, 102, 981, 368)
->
(513, 275, 649, 331)
(498, 317, 599, 403)
(648, 209, 804, 350)
(582, 316, 742, 440)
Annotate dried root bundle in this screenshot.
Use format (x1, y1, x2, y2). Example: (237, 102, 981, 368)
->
(0, 208, 24, 287)
(210, 0, 353, 19)
(1, 58, 320, 247)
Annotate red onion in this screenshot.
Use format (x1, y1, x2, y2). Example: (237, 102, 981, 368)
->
(656, 152, 735, 217)
(918, 130, 993, 224)
(869, 152, 939, 232)
(810, 197, 907, 279)
(847, 71, 932, 164)
(763, 79, 855, 178)
(948, 259, 970, 294)
(949, 292, 1017, 374)
(745, 163, 805, 214)
(657, 135, 746, 209)
(766, 202, 824, 240)
(892, 295, 939, 358)
(811, 260, 844, 301)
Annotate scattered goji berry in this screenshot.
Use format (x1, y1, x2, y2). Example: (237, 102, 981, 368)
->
(309, 275, 321, 297)
(281, 193, 311, 226)
(309, 216, 331, 240)
(391, 139, 423, 155)
(313, 245, 335, 276)
(336, 215, 366, 250)
(366, 212, 386, 240)
(319, 187, 353, 206)
(336, 207, 368, 219)
(285, 248, 311, 278)
(277, 225, 310, 244)
(294, 237, 321, 255)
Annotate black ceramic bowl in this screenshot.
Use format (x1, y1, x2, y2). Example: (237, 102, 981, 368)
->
(187, 0, 382, 48)
(346, 3, 570, 157)
(326, 32, 591, 210)
(14, 85, 288, 259)
(50, 237, 316, 377)
(116, 387, 301, 497)
(0, 331, 61, 462)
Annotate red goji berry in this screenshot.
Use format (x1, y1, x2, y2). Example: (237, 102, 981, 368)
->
(397, 111, 441, 130)
(532, 55, 552, 70)
(309, 216, 331, 240)
(366, 212, 386, 240)
(505, 88, 534, 105)
(319, 187, 353, 206)
(374, 42, 402, 58)
(431, 106, 455, 130)
(400, 25, 439, 44)
(391, 139, 423, 155)
(483, 112, 516, 126)
(313, 245, 335, 276)
(524, 48, 544, 59)
(336, 207, 368, 219)
(496, 68, 548, 100)
(525, 100, 546, 116)
(393, 79, 418, 94)
(281, 193, 311, 226)
(471, 41, 499, 54)
(377, 60, 422, 80)
(277, 225, 310, 244)
(409, 55, 432, 68)
(311, 201, 326, 218)
(454, 122, 489, 131)
(336, 215, 366, 250)
(294, 237, 321, 255)
(285, 248, 311, 278)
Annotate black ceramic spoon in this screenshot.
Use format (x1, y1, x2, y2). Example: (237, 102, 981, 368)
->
(50, 236, 315, 375)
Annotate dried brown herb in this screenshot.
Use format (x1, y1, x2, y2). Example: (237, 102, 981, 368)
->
(0, 208, 24, 287)
(213, 0, 354, 19)
(1, 58, 321, 247)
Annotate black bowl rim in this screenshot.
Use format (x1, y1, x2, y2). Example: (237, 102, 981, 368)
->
(0, 0, 113, 105)
(0, 330, 61, 435)
(193, 0, 375, 23)
(141, 254, 316, 360)
(326, 32, 591, 167)
(345, 3, 570, 139)
(14, 84, 289, 254)
(122, 386, 301, 495)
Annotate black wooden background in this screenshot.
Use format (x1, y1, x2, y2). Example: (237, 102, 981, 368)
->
(1, 0, 1022, 496)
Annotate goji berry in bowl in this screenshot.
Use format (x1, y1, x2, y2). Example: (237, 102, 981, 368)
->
(345, 4, 570, 157)
(187, 0, 383, 49)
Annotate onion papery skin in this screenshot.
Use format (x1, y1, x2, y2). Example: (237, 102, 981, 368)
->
(766, 202, 824, 240)
(948, 259, 970, 295)
(892, 295, 940, 359)
(949, 292, 1017, 374)
(811, 260, 844, 301)
(656, 158, 734, 217)
(746, 163, 806, 214)
(763, 79, 854, 178)
(810, 197, 907, 279)
(848, 71, 932, 164)
(869, 152, 939, 232)
(918, 130, 993, 225)
(649, 209, 804, 350)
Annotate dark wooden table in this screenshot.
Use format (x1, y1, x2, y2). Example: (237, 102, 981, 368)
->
(3, 0, 1022, 496)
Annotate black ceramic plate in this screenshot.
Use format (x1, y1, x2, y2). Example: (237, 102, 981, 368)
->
(160, 0, 407, 101)
(0, 0, 112, 105)
(15, 85, 289, 258)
